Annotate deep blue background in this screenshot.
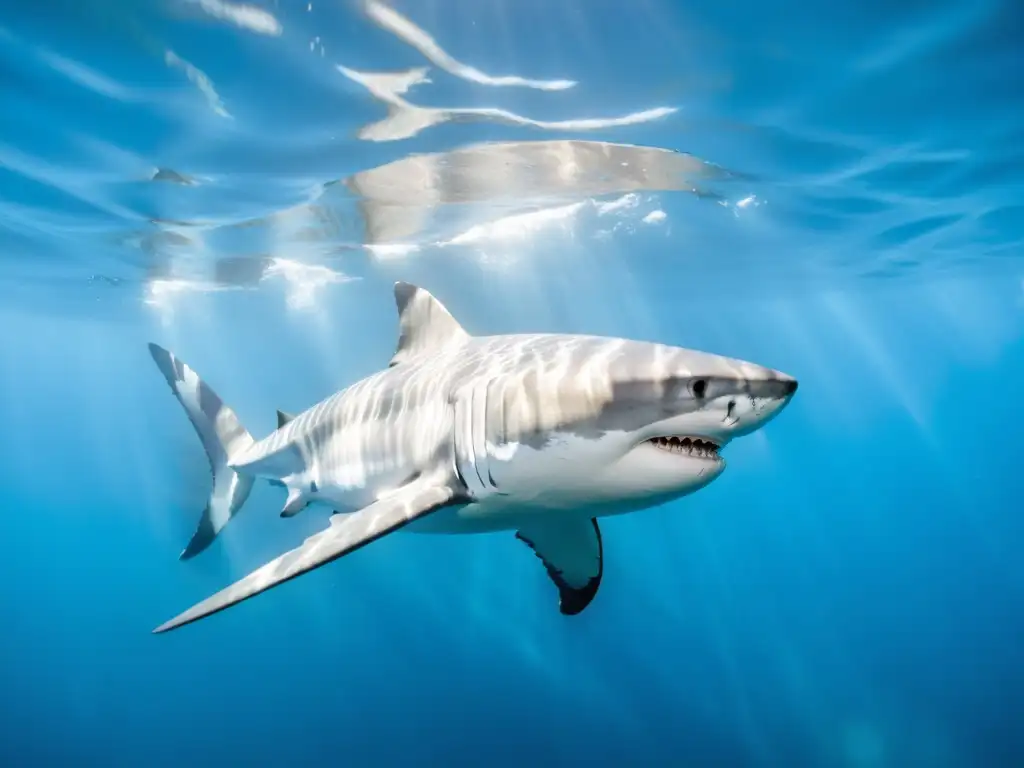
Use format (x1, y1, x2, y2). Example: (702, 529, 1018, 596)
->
(1, 1, 1022, 766)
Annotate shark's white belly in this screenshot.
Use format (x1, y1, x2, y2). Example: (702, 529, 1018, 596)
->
(400, 491, 685, 535)
(402, 497, 588, 534)
(395, 431, 635, 534)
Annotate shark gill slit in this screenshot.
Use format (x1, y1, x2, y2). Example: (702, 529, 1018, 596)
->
(488, 377, 506, 490)
(453, 395, 482, 499)
(471, 384, 490, 493)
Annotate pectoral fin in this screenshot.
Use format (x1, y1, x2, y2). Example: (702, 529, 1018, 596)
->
(154, 478, 462, 633)
(280, 487, 309, 518)
(516, 518, 603, 616)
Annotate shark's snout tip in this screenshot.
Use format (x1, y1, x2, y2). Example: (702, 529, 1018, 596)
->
(771, 370, 798, 397)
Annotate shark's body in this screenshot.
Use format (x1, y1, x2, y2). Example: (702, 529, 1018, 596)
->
(149, 282, 798, 633)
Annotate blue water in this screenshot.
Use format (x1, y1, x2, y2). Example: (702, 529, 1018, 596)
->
(2, 1, 1023, 765)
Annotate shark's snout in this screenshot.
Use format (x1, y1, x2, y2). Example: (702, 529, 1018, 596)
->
(750, 369, 798, 402)
(759, 370, 798, 399)
(714, 370, 798, 439)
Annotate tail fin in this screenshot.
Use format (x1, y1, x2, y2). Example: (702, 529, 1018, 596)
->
(148, 343, 256, 560)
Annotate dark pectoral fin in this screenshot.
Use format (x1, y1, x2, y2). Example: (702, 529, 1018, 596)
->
(516, 517, 603, 616)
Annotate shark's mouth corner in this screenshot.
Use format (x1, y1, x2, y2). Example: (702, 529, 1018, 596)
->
(646, 435, 721, 461)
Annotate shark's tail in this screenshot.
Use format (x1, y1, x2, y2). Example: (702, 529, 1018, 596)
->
(148, 343, 257, 560)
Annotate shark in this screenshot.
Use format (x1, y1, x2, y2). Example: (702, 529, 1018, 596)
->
(148, 282, 798, 633)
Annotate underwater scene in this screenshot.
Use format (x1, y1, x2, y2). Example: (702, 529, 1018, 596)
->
(1, 1, 1022, 766)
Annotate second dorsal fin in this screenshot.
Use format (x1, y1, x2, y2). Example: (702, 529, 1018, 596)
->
(389, 282, 470, 367)
(276, 409, 296, 429)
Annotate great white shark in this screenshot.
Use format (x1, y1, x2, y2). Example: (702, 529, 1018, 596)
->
(148, 282, 798, 633)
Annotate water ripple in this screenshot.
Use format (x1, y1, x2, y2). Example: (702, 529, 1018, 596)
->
(336, 65, 676, 143)
(361, 0, 575, 91)
(0, 0, 1021, 316)
(185, 0, 282, 36)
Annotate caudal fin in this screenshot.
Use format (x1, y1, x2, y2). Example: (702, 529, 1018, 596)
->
(148, 343, 256, 560)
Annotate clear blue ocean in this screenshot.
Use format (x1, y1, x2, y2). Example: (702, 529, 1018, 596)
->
(1, 1, 1022, 766)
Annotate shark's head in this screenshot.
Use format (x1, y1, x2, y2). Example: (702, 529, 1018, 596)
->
(575, 340, 798, 509)
(481, 336, 799, 513)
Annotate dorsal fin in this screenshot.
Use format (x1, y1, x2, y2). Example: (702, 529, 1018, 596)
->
(389, 282, 470, 367)
(276, 409, 296, 429)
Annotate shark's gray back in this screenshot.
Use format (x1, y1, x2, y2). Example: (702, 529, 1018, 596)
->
(233, 345, 459, 491)
(445, 331, 788, 443)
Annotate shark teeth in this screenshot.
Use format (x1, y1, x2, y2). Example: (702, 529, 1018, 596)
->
(648, 435, 721, 460)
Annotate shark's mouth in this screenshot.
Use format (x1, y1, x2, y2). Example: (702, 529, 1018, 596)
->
(647, 435, 721, 460)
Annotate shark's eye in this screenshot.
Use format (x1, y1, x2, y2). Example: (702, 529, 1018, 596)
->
(691, 378, 708, 398)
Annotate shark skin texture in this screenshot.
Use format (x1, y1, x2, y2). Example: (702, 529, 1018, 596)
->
(148, 282, 798, 633)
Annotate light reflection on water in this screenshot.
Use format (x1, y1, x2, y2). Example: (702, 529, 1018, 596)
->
(3, 0, 1019, 319)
